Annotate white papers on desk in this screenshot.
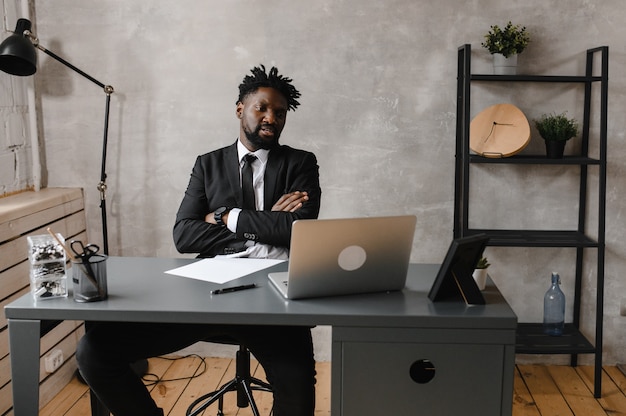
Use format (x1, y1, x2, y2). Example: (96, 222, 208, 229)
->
(165, 258, 285, 284)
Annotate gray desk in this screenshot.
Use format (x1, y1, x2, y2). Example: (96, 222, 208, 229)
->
(6, 257, 517, 415)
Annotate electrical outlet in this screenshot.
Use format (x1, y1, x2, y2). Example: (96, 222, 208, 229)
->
(44, 349, 64, 373)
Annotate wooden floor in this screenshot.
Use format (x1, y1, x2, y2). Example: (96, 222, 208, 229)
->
(40, 357, 626, 415)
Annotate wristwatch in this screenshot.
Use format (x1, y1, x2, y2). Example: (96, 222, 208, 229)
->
(214, 206, 230, 227)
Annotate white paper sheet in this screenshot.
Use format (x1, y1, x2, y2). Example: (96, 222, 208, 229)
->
(165, 258, 285, 284)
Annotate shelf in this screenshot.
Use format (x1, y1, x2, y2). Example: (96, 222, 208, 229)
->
(463, 230, 599, 248)
(516, 323, 596, 354)
(470, 74, 602, 83)
(456, 43, 608, 398)
(468, 155, 602, 165)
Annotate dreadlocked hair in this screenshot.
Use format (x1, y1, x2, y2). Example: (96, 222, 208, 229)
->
(237, 65, 301, 111)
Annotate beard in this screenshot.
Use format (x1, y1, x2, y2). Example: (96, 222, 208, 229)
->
(243, 123, 280, 150)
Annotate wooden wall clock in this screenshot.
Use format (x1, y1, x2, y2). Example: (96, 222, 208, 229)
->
(470, 103, 531, 158)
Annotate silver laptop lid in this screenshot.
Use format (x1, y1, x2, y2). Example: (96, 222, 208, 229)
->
(270, 215, 416, 299)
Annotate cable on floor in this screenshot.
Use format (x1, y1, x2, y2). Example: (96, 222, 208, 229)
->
(142, 354, 208, 386)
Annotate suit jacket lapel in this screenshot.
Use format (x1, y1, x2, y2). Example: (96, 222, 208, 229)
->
(224, 142, 244, 207)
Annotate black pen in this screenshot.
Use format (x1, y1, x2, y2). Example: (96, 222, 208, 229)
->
(211, 283, 257, 295)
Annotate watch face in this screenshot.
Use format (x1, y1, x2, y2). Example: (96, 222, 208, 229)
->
(470, 103, 531, 158)
(215, 206, 228, 225)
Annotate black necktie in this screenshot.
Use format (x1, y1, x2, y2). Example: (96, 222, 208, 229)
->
(242, 154, 257, 210)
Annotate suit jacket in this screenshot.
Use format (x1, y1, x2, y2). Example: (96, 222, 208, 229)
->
(173, 141, 321, 257)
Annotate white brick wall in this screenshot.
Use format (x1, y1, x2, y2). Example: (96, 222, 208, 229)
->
(0, 0, 35, 196)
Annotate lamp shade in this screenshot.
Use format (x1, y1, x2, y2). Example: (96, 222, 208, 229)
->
(0, 18, 37, 76)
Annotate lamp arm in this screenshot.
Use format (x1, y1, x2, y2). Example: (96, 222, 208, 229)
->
(25, 30, 113, 254)
(26, 30, 114, 95)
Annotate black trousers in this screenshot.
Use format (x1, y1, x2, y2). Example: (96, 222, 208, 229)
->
(76, 322, 316, 416)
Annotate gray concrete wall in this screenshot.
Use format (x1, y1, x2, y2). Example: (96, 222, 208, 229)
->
(0, 0, 36, 195)
(2, 0, 626, 364)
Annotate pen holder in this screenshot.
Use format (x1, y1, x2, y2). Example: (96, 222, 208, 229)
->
(27, 234, 68, 300)
(72, 254, 108, 302)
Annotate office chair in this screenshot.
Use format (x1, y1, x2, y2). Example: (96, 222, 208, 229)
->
(186, 344, 273, 416)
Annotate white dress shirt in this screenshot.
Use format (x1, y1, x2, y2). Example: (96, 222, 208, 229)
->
(220, 139, 289, 260)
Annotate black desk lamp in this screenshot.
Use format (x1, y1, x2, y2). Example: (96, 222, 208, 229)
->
(0, 18, 114, 254)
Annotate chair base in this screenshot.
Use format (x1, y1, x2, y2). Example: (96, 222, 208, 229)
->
(186, 346, 272, 416)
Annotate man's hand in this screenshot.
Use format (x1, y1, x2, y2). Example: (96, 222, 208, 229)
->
(272, 191, 309, 212)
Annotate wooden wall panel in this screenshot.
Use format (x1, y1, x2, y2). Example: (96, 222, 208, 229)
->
(0, 188, 87, 414)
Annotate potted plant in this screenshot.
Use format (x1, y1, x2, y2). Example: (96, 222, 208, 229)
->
(472, 257, 490, 290)
(534, 112, 579, 159)
(481, 21, 530, 75)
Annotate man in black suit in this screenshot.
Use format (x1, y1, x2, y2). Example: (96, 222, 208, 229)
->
(77, 65, 320, 416)
(173, 66, 321, 258)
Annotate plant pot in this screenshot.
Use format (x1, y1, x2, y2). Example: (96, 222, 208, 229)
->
(544, 140, 567, 159)
(493, 53, 518, 75)
(472, 268, 488, 290)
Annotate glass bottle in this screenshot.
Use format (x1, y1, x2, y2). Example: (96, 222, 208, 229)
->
(543, 272, 565, 336)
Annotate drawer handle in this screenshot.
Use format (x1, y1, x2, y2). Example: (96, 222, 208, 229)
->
(409, 359, 436, 384)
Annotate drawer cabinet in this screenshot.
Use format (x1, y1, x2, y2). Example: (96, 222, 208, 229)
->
(332, 326, 515, 416)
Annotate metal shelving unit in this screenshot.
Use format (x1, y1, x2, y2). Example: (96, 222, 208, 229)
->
(454, 44, 608, 397)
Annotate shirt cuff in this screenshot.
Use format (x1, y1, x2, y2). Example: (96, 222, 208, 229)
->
(227, 208, 241, 233)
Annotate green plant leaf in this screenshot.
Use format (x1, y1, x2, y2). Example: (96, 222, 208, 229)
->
(534, 112, 579, 141)
(481, 21, 530, 58)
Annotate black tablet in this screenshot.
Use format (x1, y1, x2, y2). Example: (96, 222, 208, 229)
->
(428, 234, 490, 305)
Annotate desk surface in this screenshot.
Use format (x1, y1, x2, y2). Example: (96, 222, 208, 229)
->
(6, 257, 516, 329)
(7, 257, 518, 416)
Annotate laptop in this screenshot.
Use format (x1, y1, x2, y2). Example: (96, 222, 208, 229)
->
(268, 215, 417, 299)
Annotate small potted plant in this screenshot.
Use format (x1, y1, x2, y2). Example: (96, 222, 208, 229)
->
(534, 112, 579, 159)
(481, 21, 530, 75)
(473, 257, 490, 290)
